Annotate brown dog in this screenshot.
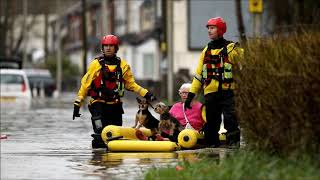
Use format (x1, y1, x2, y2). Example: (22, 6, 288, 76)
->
(154, 102, 184, 139)
(132, 97, 159, 135)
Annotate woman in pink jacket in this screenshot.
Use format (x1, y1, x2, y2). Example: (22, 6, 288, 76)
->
(169, 83, 204, 131)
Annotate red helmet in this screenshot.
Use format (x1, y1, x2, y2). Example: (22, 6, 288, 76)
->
(206, 17, 227, 37)
(100, 35, 119, 46)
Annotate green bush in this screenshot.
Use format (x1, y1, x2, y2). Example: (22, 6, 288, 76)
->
(43, 55, 81, 91)
(145, 150, 320, 180)
(235, 31, 320, 155)
(44, 55, 80, 79)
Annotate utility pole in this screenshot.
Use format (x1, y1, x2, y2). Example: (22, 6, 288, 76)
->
(81, 0, 88, 75)
(101, 0, 107, 35)
(160, 0, 167, 98)
(252, 13, 262, 37)
(109, 0, 115, 34)
(166, 0, 173, 104)
(56, 0, 62, 97)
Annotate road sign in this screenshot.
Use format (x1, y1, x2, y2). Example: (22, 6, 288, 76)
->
(249, 0, 263, 13)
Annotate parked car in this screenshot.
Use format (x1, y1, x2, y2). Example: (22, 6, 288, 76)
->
(0, 69, 32, 109)
(23, 69, 56, 97)
(0, 56, 23, 69)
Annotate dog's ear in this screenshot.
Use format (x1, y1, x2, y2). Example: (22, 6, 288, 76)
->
(136, 97, 141, 103)
(159, 102, 169, 112)
(158, 102, 165, 107)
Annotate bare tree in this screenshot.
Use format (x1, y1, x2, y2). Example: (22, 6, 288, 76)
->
(0, 0, 37, 57)
(12, 17, 36, 56)
(0, 0, 10, 56)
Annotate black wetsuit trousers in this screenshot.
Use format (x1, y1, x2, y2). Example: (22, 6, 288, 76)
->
(88, 102, 123, 134)
(203, 90, 240, 146)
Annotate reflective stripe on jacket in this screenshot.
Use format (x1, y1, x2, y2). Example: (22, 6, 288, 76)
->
(75, 57, 148, 106)
(190, 42, 244, 95)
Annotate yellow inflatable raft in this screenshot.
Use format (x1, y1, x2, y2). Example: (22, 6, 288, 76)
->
(101, 125, 152, 143)
(178, 129, 226, 149)
(178, 129, 205, 149)
(107, 140, 180, 152)
(101, 125, 226, 151)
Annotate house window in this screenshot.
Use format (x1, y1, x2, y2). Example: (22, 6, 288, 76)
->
(143, 53, 154, 78)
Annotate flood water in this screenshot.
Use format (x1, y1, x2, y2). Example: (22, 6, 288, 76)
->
(1, 93, 229, 180)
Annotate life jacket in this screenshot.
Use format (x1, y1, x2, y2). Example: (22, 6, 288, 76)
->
(88, 56, 124, 102)
(202, 41, 235, 91)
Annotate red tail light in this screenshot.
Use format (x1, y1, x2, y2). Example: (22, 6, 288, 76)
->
(22, 82, 26, 92)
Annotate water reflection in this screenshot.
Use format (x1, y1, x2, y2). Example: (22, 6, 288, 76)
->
(0, 99, 31, 112)
(1, 94, 234, 180)
(83, 148, 229, 179)
(90, 150, 177, 169)
(88, 150, 178, 179)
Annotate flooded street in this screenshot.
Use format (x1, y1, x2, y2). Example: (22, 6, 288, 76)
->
(1, 93, 228, 180)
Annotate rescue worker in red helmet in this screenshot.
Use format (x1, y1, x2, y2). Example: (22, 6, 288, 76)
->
(73, 34, 156, 148)
(184, 17, 244, 147)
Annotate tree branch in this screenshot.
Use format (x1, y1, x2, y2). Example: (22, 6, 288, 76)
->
(12, 15, 37, 56)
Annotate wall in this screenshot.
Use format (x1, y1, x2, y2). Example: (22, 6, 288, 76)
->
(173, 0, 201, 77)
(118, 39, 160, 81)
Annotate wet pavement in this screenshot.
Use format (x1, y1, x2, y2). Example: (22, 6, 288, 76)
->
(1, 93, 230, 180)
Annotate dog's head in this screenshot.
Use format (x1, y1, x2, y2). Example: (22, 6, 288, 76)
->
(136, 97, 148, 110)
(154, 102, 169, 115)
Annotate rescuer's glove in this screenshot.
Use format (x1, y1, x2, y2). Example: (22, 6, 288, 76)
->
(144, 91, 156, 102)
(184, 92, 195, 110)
(73, 101, 81, 120)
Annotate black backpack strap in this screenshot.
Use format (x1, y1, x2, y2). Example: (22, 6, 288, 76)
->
(115, 57, 123, 91)
(97, 57, 109, 95)
(221, 40, 233, 57)
(97, 57, 109, 81)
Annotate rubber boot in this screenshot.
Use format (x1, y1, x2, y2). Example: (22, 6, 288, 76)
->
(203, 124, 220, 147)
(91, 116, 106, 148)
(226, 129, 240, 148)
(91, 134, 106, 149)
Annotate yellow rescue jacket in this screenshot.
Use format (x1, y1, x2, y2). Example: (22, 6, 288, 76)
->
(75, 57, 148, 106)
(190, 42, 244, 95)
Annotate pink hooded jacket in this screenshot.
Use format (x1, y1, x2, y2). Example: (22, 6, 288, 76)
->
(169, 102, 204, 131)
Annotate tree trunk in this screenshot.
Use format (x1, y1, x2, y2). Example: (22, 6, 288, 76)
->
(235, 0, 246, 42)
(297, 0, 304, 24)
(12, 16, 36, 56)
(44, 12, 49, 62)
(8, 7, 15, 56)
(0, 0, 10, 56)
